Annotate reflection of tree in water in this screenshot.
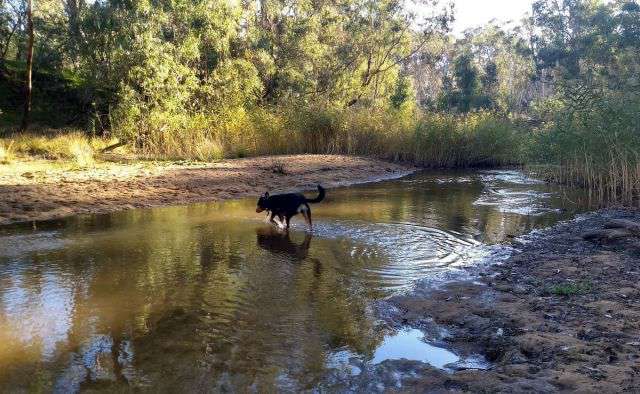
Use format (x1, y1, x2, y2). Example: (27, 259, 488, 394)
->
(123, 224, 385, 390)
(0, 206, 388, 390)
(323, 172, 485, 233)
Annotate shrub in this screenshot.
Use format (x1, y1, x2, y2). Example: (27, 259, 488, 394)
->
(547, 281, 592, 296)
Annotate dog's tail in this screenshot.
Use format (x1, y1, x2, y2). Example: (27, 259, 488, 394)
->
(305, 185, 325, 204)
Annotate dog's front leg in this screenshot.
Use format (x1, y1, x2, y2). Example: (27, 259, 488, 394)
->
(268, 211, 278, 225)
(268, 211, 284, 228)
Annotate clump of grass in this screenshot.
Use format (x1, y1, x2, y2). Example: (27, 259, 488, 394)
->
(412, 111, 525, 168)
(546, 281, 592, 297)
(193, 139, 224, 162)
(66, 136, 95, 167)
(0, 140, 15, 164)
(268, 159, 288, 175)
(3, 131, 96, 167)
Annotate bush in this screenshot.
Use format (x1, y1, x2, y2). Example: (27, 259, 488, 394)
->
(547, 281, 592, 296)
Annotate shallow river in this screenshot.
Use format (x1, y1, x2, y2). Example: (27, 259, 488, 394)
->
(0, 170, 588, 391)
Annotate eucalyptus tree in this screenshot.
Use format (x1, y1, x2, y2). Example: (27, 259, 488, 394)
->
(19, 0, 32, 131)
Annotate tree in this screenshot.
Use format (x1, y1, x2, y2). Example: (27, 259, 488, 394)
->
(531, 0, 640, 108)
(389, 73, 413, 109)
(453, 52, 479, 112)
(0, 0, 22, 64)
(19, 0, 33, 132)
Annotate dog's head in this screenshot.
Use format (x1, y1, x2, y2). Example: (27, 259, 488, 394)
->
(256, 192, 270, 213)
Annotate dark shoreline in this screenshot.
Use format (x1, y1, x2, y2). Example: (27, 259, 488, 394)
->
(323, 208, 640, 392)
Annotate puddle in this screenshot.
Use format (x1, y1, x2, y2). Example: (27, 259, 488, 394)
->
(372, 329, 459, 368)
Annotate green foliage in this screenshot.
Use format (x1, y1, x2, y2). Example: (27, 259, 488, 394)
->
(413, 111, 525, 167)
(532, 92, 640, 205)
(389, 75, 414, 110)
(529, 0, 640, 206)
(453, 53, 480, 112)
(547, 281, 592, 296)
(0, 60, 86, 128)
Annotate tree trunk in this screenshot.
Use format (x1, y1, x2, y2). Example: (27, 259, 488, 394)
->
(20, 0, 34, 132)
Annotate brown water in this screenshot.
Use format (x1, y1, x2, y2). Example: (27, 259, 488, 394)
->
(0, 170, 588, 392)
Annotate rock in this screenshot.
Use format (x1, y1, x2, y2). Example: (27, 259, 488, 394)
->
(581, 228, 634, 243)
(494, 284, 513, 293)
(512, 285, 529, 294)
(604, 219, 640, 234)
(503, 349, 528, 364)
(577, 328, 602, 341)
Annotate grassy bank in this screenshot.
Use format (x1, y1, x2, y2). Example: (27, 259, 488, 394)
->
(1, 108, 526, 169)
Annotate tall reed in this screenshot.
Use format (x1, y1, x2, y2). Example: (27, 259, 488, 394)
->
(117, 106, 526, 168)
(534, 94, 640, 207)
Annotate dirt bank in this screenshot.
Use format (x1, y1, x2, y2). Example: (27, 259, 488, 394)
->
(0, 155, 414, 225)
(324, 209, 640, 392)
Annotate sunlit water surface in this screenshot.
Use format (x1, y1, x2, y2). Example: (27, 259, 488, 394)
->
(0, 170, 588, 391)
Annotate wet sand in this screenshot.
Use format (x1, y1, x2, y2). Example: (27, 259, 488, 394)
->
(0, 155, 414, 225)
(324, 209, 640, 392)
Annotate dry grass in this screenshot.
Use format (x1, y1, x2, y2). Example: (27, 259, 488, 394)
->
(0, 131, 114, 167)
(1, 108, 526, 173)
(114, 107, 525, 167)
(0, 141, 15, 164)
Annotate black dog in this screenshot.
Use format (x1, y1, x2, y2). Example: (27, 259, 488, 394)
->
(256, 185, 325, 230)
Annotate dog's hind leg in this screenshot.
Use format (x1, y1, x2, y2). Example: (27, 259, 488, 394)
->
(285, 215, 291, 230)
(302, 209, 313, 230)
(300, 203, 312, 230)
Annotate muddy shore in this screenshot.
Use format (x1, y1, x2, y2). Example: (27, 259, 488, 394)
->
(324, 209, 640, 392)
(0, 154, 414, 225)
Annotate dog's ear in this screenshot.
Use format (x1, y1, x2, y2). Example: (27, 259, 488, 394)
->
(264, 191, 269, 198)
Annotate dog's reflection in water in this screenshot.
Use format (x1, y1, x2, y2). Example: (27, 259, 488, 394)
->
(256, 226, 312, 261)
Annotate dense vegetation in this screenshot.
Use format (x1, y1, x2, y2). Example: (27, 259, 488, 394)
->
(1, 0, 639, 204)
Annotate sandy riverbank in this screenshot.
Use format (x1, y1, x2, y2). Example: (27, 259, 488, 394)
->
(323, 209, 640, 392)
(0, 155, 415, 225)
